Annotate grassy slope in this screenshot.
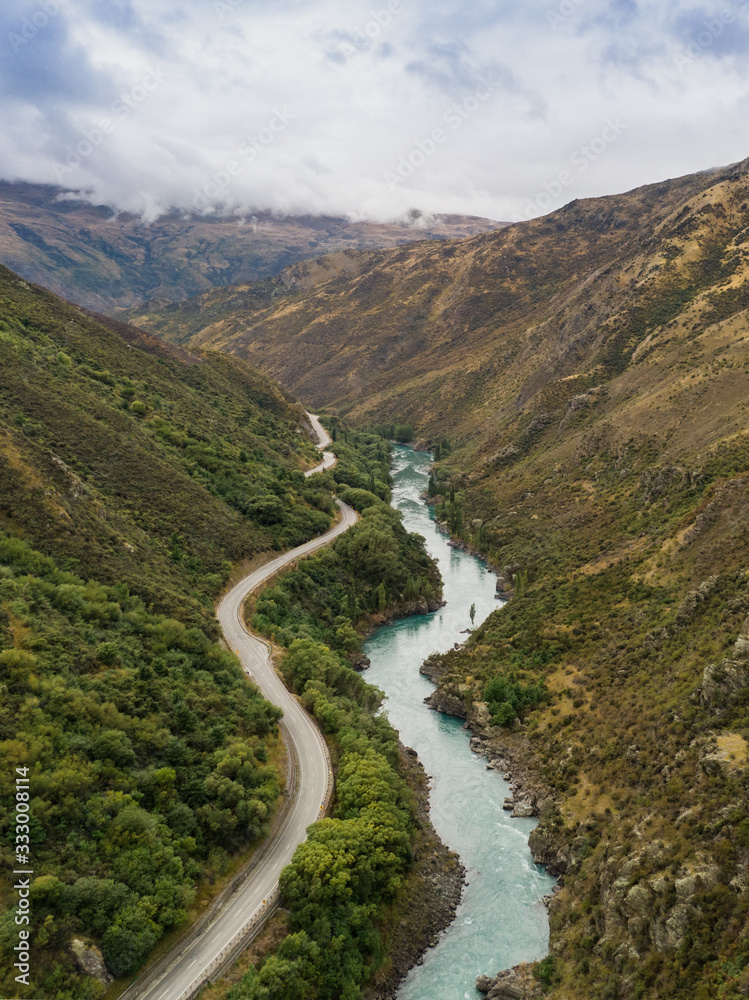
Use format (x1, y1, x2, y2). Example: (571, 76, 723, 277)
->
(0, 182, 504, 313)
(142, 158, 749, 998)
(0, 263, 338, 627)
(136, 161, 740, 436)
(0, 265, 341, 999)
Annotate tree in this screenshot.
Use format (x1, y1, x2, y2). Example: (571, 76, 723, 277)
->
(470, 602, 476, 627)
(102, 905, 160, 977)
(248, 494, 286, 526)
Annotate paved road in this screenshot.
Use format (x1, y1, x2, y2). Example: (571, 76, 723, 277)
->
(133, 418, 355, 1000)
(305, 412, 337, 476)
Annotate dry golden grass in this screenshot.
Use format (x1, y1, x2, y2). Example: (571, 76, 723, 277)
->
(560, 773, 616, 826)
(715, 733, 748, 768)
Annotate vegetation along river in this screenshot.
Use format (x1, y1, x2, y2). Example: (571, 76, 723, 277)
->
(364, 446, 555, 999)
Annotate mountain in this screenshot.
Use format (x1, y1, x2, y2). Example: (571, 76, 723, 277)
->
(0, 264, 342, 624)
(135, 159, 746, 451)
(0, 262, 343, 995)
(0, 181, 505, 313)
(139, 157, 749, 999)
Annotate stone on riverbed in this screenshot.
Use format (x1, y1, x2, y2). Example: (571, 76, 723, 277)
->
(512, 800, 536, 818)
(477, 965, 544, 1000)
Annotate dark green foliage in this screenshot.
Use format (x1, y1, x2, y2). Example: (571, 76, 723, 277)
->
(226, 933, 321, 999)
(0, 264, 329, 626)
(0, 267, 339, 996)
(368, 422, 413, 443)
(273, 639, 413, 1000)
(0, 533, 282, 995)
(252, 430, 441, 651)
(484, 674, 548, 726)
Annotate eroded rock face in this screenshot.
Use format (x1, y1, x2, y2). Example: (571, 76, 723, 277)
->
(424, 688, 468, 719)
(700, 661, 749, 707)
(419, 653, 451, 684)
(349, 652, 371, 671)
(69, 939, 113, 984)
(699, 613, 749, 707)
(527, 823, 572, 877)
(476, 965, 544, 999)
(597, 854, 724, 957)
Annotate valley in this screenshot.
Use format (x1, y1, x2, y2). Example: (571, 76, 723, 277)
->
(0, 269, 446, 999)
(2, 152, 749, 1000)
(132, 156, 749, 999)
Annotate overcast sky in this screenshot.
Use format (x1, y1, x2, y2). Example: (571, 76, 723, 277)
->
(1, 0, 747, 223)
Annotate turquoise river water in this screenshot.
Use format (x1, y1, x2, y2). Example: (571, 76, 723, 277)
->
(364, 446, 555, 1000)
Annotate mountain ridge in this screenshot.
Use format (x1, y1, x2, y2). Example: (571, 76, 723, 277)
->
(0, 181, 505, 314)
(134, 158, 746, 453)
(135, 155, 749, 1000)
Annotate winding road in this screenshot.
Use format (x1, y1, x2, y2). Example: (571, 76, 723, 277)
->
(130, 415, 357, 1000)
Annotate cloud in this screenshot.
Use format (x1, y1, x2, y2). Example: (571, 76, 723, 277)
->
(0, 0, 747, 223)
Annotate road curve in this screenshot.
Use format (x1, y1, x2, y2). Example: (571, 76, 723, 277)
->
(305, 412, 337, 476)
(132, 418, 356, 1000)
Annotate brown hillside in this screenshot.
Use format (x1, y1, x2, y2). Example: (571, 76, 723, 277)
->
(0, 182, 504, 312)
(135, 161, 747, 458)
(138, 157, 749, 1000)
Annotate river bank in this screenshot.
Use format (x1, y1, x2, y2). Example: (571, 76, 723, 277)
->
(364, 745, 467, 1000)
(420, 653, 568, 878)
(363, 445, 554, 1000)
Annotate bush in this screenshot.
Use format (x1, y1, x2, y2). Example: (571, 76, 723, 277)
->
(484, 674, 547, 726)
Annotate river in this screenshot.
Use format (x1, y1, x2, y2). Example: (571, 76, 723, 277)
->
(364, 446, 555, 1000)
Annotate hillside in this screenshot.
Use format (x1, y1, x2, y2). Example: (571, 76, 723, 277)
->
(136, 158, 749, 458)
(0, 264, 341, 997)
(140, 158, 749, 999)
(0, 263, 454, 1000)
(0, 264, 344, 626)
(0, 182, 504, 313)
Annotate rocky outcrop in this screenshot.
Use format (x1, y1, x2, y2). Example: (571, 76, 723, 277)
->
(476, 964, 544, 999)
(419, 653, 452, 684)
(69, 939, 113, 985)
(349, 652, 371, 671)
(595, 845, 722, 960)
(675, 575, 720, 625)
(424, 687, 468, 719)
(527, 824, 573, 878)
(699, 612, 749, 707)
